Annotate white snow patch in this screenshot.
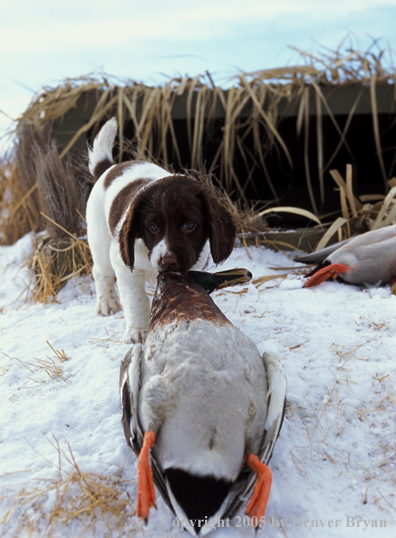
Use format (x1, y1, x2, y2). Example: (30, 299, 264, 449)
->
(0, 238, 395, 537)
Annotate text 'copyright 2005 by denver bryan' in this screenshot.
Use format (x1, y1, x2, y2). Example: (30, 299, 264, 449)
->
(160, 514, 388, 532)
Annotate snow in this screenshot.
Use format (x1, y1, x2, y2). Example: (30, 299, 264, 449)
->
(1, 233, 395, 537)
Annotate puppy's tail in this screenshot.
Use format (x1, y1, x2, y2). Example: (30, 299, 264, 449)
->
(88, 117, 117, 181)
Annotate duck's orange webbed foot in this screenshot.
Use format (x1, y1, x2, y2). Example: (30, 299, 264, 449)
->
(137, 430, 156, 524)
(244, 453, 272, 528)
(303, 263, 353, 288)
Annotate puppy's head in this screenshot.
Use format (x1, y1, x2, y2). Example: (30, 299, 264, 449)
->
(119, 175, 236, 272)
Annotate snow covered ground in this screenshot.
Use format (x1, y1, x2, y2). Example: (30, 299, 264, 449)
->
(0, 232, 395, 537)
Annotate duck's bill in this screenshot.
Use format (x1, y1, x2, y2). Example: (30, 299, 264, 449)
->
(214, 268, 253, 289)
(186, 267, 253, 293)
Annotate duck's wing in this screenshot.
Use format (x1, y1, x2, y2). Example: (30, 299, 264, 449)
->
(347, 224, 396, 247)
(258, 352, 287, 464)
(119, 345, 174, 514)
(120, 345, 144, 456)
(222, 351, 287, 521)
(294, 239, 350, 264)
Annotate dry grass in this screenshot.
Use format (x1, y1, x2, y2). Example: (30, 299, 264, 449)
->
(1, 42, 395, 299)
(2, 124, 92, 303)
(7, 42, 395, 216)
(29, 233, 92, 304)
(252, 162, 396, 253)
(286, 339, 396, 514)
(186, 168, 270, 234)
(34, 141, 88, 240)
(0, 153, 38, 246)
(0, 438, 139, 538)
(1, 341, 70, 387)
(310, 164, 396, 250)
(252, 266, 307, 289)
(0, 122, 90, 247)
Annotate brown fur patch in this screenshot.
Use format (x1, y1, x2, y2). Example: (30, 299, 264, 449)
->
(109, 178, 150, 236)
(93, 159, 113, 182)
(104, 161, 136, 189)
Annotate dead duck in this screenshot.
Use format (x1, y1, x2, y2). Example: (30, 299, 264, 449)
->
(120, 271, 286, 535)
(295, 225, 396, 291)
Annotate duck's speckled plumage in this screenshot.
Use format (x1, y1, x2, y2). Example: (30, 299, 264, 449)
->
(120, 272, 286, 535)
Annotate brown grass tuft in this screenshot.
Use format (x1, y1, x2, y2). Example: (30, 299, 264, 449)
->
(1, 123, 90, 247)
(29, 234, 92, 304)
(34, 141, 88, 240)
(0, 438, 139, 537)
(0, 154, 38, 246)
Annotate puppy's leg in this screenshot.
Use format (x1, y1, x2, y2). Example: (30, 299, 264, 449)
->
(87, 211, 122, 316)
(92, 259, 122, 316)
(110, 242, 150, 343)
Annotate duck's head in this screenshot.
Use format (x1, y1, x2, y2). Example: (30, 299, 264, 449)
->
(165, 468, 233, 534)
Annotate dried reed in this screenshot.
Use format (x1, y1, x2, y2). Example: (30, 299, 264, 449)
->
(34, 140, 87, 240)
(1, 121, 90, 246)
(185, 167, 270, 234)
(9, 42, 395, 217)
(2, 128, 93, 302)
(29, 233, 92, 304)
(1, 42, 395, 273)
(0, 153, 38, 245)
(313, 164, 396, 250)
(0, 438, 139, 537)
(1, 340, 70, 387)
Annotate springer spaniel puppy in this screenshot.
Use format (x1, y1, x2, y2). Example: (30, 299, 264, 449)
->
(86, 118, 236, 344)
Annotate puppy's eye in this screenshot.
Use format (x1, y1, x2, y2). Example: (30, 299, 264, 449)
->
(184, 222, 196, 232)
(149, 223, 159, 233)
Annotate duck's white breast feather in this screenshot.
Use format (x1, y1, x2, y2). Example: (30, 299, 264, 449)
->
(139, 319, 267, 480)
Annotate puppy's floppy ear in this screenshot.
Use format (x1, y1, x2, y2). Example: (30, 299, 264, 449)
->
(201, 189, 236, 264)
(118, 194, 146, 270)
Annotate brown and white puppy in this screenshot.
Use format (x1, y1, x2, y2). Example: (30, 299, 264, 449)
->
(86, 118, 236, 343)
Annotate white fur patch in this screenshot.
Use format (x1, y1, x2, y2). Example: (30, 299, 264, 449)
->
(88, 117, 117, 175)
(150, 239, 172, 270)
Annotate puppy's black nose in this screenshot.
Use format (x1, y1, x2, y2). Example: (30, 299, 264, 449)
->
(160, 256, 178, 269)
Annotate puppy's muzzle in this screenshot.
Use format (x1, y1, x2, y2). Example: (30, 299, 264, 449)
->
(159, 255, 179, 270)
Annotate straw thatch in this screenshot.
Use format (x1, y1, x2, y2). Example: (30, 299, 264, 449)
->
(9, 43, 396, 218)
(34, 139, 87, 240)
(1, 43, 395, 243)
(0, 123, 93, 302)
(0, 123, 90, 246)
(0, 155, 34, 245)
(252, 163, 396, 251)
(0, 42, 395, 301)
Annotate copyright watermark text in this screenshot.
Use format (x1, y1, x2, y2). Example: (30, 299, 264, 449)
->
(160, 514, 388, 533)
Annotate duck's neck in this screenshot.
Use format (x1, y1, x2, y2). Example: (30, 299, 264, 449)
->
(149, 272, 232, 332)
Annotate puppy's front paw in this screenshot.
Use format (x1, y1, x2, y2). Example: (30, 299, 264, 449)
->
(123, 328, 148, 344)
(96, 296, 122, 316)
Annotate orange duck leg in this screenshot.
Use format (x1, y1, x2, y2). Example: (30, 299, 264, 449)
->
(303, 263, 353, 288)
(137, 430, 156, 523)
(244, 453, 272, 528)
